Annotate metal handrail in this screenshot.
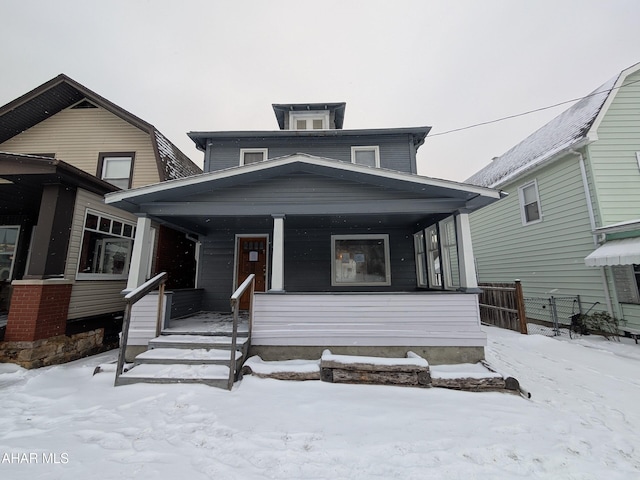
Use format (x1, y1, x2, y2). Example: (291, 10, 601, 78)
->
(228, 274, 255, 390)
(115, 272, 168, 386)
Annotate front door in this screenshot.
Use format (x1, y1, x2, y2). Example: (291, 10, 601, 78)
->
(236, 236, 268, 309)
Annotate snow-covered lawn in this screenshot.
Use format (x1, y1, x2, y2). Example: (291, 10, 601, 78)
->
(1, 326, 639, 479)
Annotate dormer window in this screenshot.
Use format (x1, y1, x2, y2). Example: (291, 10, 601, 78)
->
(289, 111, 329, 130)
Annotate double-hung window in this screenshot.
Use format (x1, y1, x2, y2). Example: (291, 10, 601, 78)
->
(351, 146, 380, 168)
(98, 153, 134, 189)
(332, 234, 391, 286)
(77, 211, 136, 280)
(240, 148, 268, 165)
(518, 180, 542, 225)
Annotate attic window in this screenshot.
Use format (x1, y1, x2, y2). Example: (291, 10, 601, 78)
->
(289, 111, 329, 130)
(240, 148, 268, 165)
(71, 100, 98, 109)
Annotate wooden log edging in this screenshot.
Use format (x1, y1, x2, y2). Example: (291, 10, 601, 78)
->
(320, 350, 431, 388)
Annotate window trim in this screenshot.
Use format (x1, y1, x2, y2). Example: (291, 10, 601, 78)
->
(518, 180, 543, 225)
(289, 111, 330, 130)
(76, 209, 136, 281)
(351, 146, 380, 168)
(331, 234, 391, 287)
(97, 152, 135, 190)
(239, 148, 268, 166)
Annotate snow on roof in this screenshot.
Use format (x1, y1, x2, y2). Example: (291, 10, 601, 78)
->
(466, 75, 619, 188)
(154, 130, 201, 180)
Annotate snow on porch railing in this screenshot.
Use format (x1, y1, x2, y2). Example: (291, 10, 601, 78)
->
(228, 274, 255, 390)
(114, 272, 168, 387)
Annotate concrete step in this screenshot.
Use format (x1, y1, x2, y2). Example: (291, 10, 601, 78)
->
(135, 347, 242, 366)
(117, 363, 231, 388)
(148, 335, 248, 350)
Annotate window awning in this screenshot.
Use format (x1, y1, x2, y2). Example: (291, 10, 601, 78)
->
(584, 237, 640, 267)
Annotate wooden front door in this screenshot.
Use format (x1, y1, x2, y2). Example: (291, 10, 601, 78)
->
(236, 236, 267, 309)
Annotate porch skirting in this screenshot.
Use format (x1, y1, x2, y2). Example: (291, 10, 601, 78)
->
(251, 292, 486, 364)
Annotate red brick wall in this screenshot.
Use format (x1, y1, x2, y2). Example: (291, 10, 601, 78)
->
(5, 283, 73, 342)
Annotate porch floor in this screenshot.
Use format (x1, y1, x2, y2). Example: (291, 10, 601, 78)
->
(163, 311, 249, 336)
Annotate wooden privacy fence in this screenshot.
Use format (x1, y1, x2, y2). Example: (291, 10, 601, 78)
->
(478, 280, 527, 334)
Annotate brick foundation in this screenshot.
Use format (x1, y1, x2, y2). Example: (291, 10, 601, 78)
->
(4, 280, 73, 342)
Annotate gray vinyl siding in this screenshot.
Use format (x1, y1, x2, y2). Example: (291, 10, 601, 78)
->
(198, 225, 418, 312)
(588, 68, 640, 226)
(470, 154, 607, 310)
(65, 189, 139, 320)
(204, 134, 416, 173)
(185, 172, 432, 206)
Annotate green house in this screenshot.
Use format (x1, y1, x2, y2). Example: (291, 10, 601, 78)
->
(466, 62, 640, 332)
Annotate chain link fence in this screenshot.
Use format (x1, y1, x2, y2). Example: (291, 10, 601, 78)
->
(524, 296, 583, 337)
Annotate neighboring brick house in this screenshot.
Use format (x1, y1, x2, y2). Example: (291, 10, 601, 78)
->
(0, 74, 201, 367)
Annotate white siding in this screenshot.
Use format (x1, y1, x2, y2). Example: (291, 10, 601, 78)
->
(127, 293, 169, 346)
(0, 105, 160, 187)
(65, 189, 139, 319)
(252, 293, 485, 347)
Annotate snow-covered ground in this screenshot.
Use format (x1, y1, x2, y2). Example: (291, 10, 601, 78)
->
(1, 326, 639, 479)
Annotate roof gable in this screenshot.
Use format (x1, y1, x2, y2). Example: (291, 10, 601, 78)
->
(465, 63, 640, 187)
(0, 74, 201, 181)
(106, 153, 502, 212)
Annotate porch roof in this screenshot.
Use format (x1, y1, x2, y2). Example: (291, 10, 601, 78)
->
(105, 154, 503, 234)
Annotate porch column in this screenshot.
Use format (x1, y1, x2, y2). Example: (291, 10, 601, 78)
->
(455, 211, 480, 292)
(270, 214, 285, 292)
(126, 216, 153, 290)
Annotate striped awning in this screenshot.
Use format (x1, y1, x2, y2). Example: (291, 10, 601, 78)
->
(584, 237, 640, 267)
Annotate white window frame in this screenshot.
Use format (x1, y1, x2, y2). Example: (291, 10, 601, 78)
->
(240, 148, 268, 166)
(351, 146, 380, 168)
(289, 111, 330, 130)
(439, 217, 459, 290)
(518, 180, 543, 225)
(413, 231, 427, 288)
(425, 225, 442, 288)
(99, 153, 134, 190)
(76, 209, 136, 280)
(331, 234, 391, 286)
(0, 225, 20, 282)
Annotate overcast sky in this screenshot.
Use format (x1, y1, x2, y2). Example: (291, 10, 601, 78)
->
(1, 0, 639, 181)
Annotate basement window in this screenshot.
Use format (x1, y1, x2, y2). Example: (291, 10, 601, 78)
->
(77, 210, 136, 280)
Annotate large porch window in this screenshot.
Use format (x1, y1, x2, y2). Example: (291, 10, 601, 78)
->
(0, 225, 20, 281)
(77, 210, 136, 280)
(331, 234, 391, 286)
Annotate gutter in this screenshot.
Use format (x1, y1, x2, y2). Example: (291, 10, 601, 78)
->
(570, 149, 614, 316)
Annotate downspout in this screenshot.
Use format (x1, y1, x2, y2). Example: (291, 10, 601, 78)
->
(572, 149, 613, 314)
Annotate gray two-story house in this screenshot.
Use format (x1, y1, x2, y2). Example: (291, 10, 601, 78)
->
(106, 103, 502, 370)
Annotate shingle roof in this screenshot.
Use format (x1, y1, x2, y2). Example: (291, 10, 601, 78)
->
(465, 75, 619, 188)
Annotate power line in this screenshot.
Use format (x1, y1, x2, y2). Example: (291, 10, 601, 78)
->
(427, 77, 640, 138)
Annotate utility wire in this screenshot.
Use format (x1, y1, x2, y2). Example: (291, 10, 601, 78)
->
(428, 77, 640, 138)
